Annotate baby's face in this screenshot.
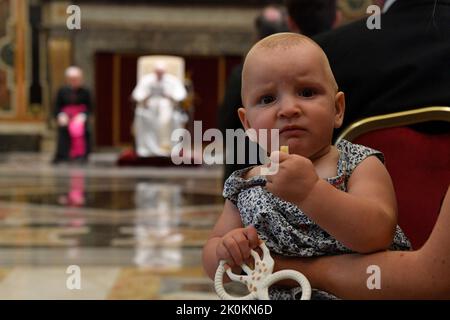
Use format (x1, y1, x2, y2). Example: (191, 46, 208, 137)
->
(239, 43, 345, 159)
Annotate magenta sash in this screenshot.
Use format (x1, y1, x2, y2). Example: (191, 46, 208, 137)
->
(62, 104, 87, 159)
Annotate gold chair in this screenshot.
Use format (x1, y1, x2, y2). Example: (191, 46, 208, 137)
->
(336, 106, 450, 144)
(337, 106, 450, 249)
(137, 55, 185, 83)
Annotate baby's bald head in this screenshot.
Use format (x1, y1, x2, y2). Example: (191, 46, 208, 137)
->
(237, 33, 346, 158)
(249, 32, 316, 50)
(242, 33, 338, 103)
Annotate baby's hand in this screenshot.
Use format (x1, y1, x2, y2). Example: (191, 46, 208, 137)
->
(265, 151, 319, 206)
(216, 225, 260, 268)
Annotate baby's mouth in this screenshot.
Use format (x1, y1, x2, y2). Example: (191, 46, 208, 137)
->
(280, 125, 307, 134)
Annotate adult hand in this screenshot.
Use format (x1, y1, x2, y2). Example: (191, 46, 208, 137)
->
(73, 113, 87, 124)
(57, 113, 69, 127)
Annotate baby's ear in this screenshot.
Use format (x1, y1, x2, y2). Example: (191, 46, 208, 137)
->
(238, 107, 250, 130)
(334, 92, 345, 128)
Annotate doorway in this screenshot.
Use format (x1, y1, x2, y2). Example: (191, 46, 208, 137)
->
(94, 52, 242, 148)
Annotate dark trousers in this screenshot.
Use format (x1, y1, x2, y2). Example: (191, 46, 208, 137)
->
(53, 126, 91, 162)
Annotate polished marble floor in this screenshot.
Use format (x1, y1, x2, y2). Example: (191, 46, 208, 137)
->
(0, 152, 236, 299)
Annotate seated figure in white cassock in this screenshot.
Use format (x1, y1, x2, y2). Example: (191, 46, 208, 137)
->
(132, 61, 187, 157)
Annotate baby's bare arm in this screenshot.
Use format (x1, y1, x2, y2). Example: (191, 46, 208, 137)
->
(300, 156, 398, 253)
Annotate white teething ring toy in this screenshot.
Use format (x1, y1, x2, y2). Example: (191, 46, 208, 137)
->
(214, 242, 311, 300)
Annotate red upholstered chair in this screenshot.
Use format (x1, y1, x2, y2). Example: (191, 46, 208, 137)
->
(336, 107, 450, 249)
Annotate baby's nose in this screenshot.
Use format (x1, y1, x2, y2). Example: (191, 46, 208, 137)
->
(278, 97, 302, 118)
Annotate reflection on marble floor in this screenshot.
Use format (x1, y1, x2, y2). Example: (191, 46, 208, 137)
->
(0, 153, 226, 299)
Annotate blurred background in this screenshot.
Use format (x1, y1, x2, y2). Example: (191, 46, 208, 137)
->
(0, 0, 372, 299)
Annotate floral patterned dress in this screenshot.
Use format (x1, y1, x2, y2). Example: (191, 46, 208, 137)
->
(223, 139, 411, 300)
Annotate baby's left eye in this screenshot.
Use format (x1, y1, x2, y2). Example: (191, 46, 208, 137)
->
(259, 95, 275, 105)
(299, 88, 315, 97)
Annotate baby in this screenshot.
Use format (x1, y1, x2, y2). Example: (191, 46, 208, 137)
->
(202, 33, 411, 299)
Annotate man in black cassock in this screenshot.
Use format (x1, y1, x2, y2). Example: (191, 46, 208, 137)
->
(52, 66, 93, 164)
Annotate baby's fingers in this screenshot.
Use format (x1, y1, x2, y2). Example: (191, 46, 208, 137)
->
(216, 242, 236, 268)
(244, 225, 260, 249)
(232, 233, 251, 261)
(216, 243, 239, 270)
(223, 237, 244, 266)
(269, 150, 289, 163)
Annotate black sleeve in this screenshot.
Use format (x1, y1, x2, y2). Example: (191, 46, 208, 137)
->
(218, 64, 244, 135)
(53, 88, 65, 118)
(83, 88, 93, 116)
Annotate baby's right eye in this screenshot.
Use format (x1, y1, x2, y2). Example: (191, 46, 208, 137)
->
(259, 95, 275, 105)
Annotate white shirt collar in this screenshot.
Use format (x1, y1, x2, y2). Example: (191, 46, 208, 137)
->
(383, 0, 398, 13)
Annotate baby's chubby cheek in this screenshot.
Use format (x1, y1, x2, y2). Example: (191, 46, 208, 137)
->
(245, 128, 281, 154)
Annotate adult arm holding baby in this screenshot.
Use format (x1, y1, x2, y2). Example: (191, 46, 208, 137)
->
(272, 186, 450, 299)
